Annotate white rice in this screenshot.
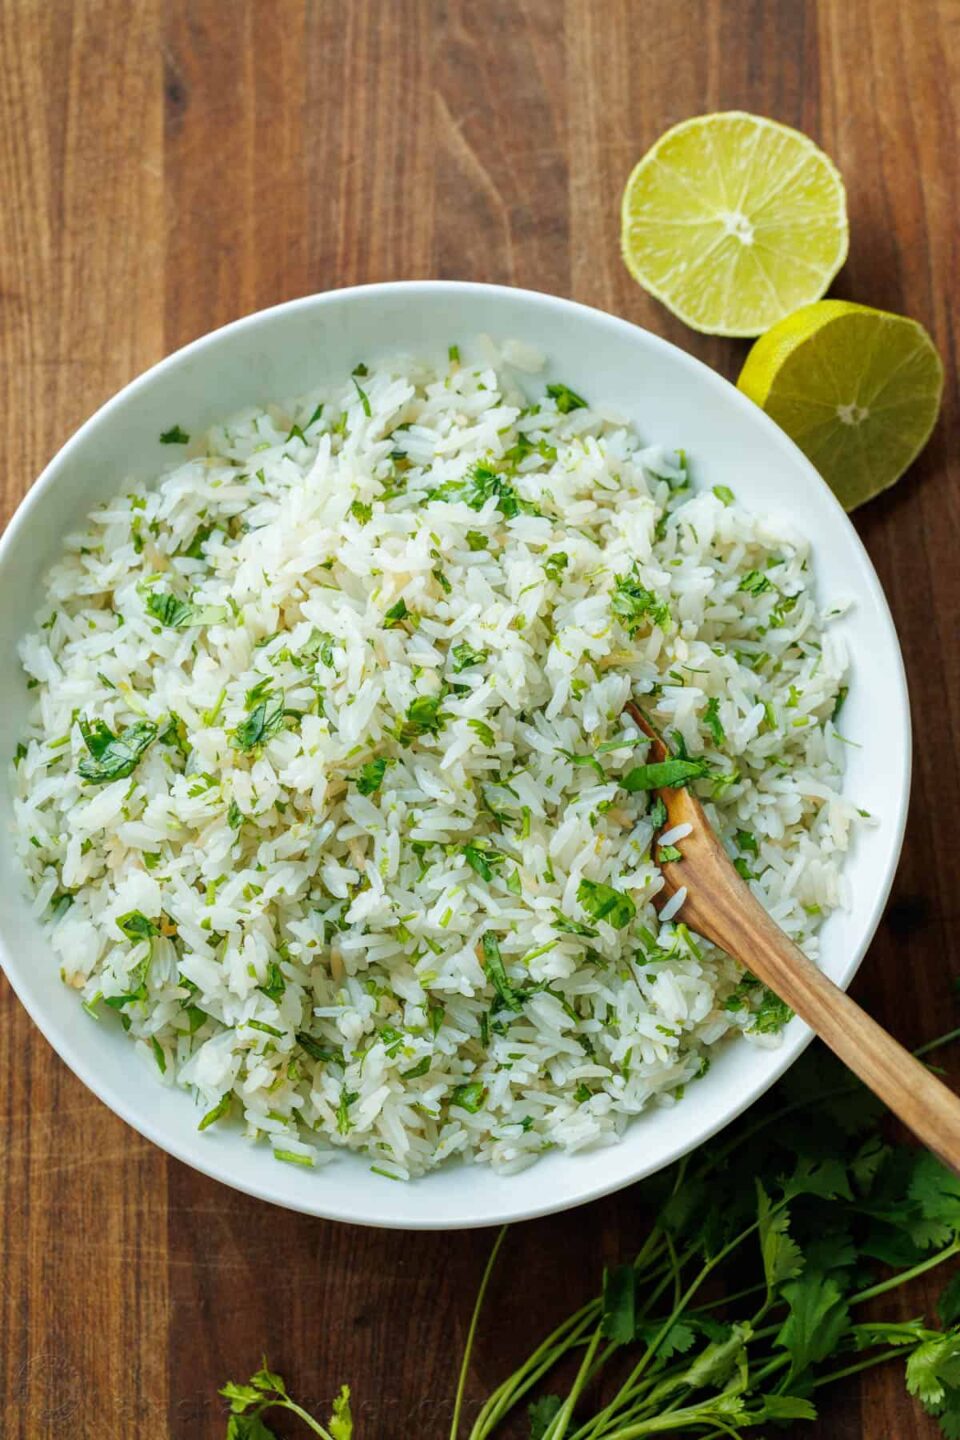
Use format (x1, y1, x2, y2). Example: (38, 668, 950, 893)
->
(11, 345, 859, 1178)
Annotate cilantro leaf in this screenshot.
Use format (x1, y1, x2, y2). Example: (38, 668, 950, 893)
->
(703, 696, 725, 745)
(450, 1081, 487, 1113)
(159, 424, 189, 444)
(776, 1270, 851, 1377)
(452, 640, 488, 672)
(397, 695, 447, 744)
(622, 758, 710, 792)
(577, 878, 636, 929)
(546, 382, 588, 413)
(611, 566, 671, 633)
(382, 598, 411, 629)
(355, 758, 391, 796)
(144, 590, 229, 628)
(528, 1395, 563, 1439)
(77, 717, 158, 784)
(464, 843, 505, 884)
(738, 569, 774, 595)
(601, 1264, 636, 1342)
(117, 910, 159, 942)
(233, 694, 286, 752)
(756, 1182, 805, 1291)
(482, 931, 524, 1012)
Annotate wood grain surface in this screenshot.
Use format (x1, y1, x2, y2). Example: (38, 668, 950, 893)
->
(0, 2, 957, 1436)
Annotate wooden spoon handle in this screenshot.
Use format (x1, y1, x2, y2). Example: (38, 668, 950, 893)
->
(695, 874, 960, 1171)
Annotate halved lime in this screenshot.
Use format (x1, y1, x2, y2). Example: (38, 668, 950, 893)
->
(621, 112, 849, 337)
(738, 300, 943, 509)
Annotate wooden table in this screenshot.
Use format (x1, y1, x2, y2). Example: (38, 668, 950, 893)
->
(1, 2, 957, 1435)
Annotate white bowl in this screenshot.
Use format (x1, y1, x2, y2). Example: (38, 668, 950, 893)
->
(0, 282, 910, 1229)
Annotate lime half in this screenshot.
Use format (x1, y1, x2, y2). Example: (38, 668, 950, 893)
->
(738, 300, 943, 509)
(621, 112, 849, 337)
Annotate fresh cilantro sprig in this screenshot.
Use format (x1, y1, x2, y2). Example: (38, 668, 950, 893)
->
(220, 1362, 352, 1438)
(450, 1030, 960, 1440)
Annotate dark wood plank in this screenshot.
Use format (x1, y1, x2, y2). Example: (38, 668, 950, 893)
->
(0, 1, 957, 1436)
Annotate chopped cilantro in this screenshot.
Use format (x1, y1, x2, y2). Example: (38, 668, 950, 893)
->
(611, 566, 671, 633)
(577, 878, 636, 929)
(713, 484, 735, 506)
(468, 719, 495, 747)
(543, 551, 569, 582)
(463, 842, 505, 883)
(382, 598, 411, 629)
(117, 910, 159, 942)
(350, 499, 373, 523)
(703, 697, 725, 745)
(546, 382, 588, 413)
(355, 757, 391, 796)
(622, 757, 710, 792)
(198, 1093, 231, 1130)
(397, 694, 447, 744)
(451, 640, 488, 673)
(77, 717, 158, 785)
(159, 424, 189, 444)
(739, 569, 774, 595)
(352, 377, 371, 416)
(143, 590, 229, 629)
(233, 693, 286, 752)
(450, 1080, 487, 1113)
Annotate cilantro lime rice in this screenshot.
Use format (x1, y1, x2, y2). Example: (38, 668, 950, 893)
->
(11, 344, 858, 1179)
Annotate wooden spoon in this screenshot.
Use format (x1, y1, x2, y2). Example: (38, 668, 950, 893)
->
(625, 701, 960, 1172)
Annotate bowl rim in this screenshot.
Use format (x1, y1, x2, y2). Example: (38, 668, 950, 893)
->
(0, 280, 912, 1228)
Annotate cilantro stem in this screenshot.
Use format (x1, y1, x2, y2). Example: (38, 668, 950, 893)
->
(272, 1396, 338, 1439)
(810, 1345, 916, 1389)
(914, 1025, 960, 1058)
(469, 1302, 601, 1438)
(572, 1217, 766, 1440)
(451, 1225, 508, 1440)
(851, 1237, 960, 1303)
(543, 1323, 604, 1439)
(469, 1307, 604, 1440)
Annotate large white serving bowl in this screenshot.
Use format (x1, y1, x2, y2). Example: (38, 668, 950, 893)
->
(0, 282, 911, 1229)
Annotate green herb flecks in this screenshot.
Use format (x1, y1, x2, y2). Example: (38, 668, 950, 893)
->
(546, 382, 588, 413)
(703, 696, 725, 745)
(159, 425, 189, 445)
(450, 1080, 487, 1113)
(143, 590, 230, 629)
(611, 565, 671, 633)
(233, 693, 286, 753)
(451, 640, 489, 673)
(739, 568, 774, 595)
(397, 694, 448, 745)
(116, 910, 159, 942)
(382, 598, 411, 630)
(622, 757, 710, 792)
(577, 878, 636, 929)
(77, 716, 158, 785)
(354, 757, 391, 796)
(352, 377, 372, 416)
